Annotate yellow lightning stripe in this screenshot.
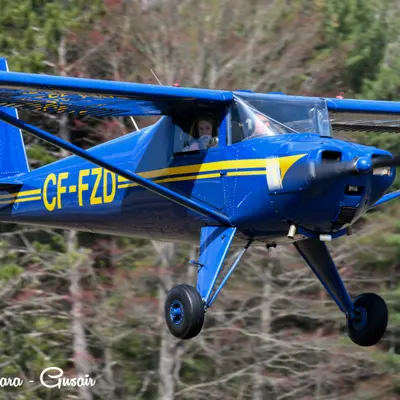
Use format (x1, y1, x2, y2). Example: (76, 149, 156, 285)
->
(117, 159, 269, 183)
(117, 155, 306, 183)
(118, 170, 267, 189)
(0, 189, 42, 199)
(277, 154, 307, 180)
(118, 173, 222, 189)
(0, 154, 307, 207)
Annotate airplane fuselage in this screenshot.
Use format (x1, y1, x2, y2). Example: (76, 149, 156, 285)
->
(0, 117, 394, 245)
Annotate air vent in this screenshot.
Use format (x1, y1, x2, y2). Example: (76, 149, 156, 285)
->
(336, 206, 357, 224)
(345, 185, 364, 196)
(321, 150, 342, 163)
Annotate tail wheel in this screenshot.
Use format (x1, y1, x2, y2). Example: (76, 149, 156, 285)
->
(347, 293, 388, 347)
(164, 284, 205, 340)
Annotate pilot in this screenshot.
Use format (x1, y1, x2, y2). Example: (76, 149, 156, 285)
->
(244, 112, 276, 137)
(185, 115, 218, 151)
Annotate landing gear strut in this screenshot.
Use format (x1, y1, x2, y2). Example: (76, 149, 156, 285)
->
(164, 226, 251, 339)
(295, 238, 388, 347)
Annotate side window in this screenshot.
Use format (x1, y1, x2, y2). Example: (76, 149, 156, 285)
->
(173, 113, 220, 153)
(173, 125, 194, 153)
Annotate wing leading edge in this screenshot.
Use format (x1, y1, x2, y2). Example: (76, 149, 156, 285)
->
(0, 69, 233, 117)
(325, 97, 400, 135)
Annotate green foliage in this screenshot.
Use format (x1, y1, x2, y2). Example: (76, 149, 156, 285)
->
(323, 0, 388, 93)
(26, 144, 57, 167)
(0, 263, 24, 281)
(360, 3, 400, 101)
(180, 356, 216, 382)
(0, 0, 104, 73)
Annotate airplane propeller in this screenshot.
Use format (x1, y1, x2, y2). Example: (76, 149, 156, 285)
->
(307, 154, 400, 183)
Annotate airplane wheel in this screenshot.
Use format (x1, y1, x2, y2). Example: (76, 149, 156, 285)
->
(164, 284, 205, 340)
(347, 293, 388, 347)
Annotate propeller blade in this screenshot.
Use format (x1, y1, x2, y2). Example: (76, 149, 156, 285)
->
(308, 157, 373, 183)
(371, 155, 400, 168)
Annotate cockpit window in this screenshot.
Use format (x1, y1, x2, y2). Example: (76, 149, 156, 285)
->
(231, 92, 332, 143)
(172, 113, 220, 153)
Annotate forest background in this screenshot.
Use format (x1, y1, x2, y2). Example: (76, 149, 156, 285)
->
(0, 0, 399, 399)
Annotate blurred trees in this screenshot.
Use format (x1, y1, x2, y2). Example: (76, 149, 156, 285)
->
(0, 0, 399, 399)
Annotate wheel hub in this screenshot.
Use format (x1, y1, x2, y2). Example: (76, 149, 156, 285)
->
(169, 300, 184, 325)
(351, 306, 367, 330)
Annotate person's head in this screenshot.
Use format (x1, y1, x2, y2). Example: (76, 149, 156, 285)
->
(191, 115, 217, 139)
(198, 119, 213, 137)
(244, 112, 273, 137)
(253, 113, 271, 135)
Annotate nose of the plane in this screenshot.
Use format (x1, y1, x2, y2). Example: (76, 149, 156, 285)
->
(272, 139, 396, 232)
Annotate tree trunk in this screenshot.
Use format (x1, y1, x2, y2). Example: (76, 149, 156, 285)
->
(252, 258, 272, 400)
(154, 242, 185, 400)
(59, 36, 92, 399)
(67, 230, 93, 400)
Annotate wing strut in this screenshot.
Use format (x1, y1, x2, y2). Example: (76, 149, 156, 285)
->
(0, 110, 231, 226)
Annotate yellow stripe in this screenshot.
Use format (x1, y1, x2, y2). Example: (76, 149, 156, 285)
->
(116, 154, 307, 189)
(117, 155, 306, 183)
(118, 170, 267, 189)
(225, 170, 266, 177)
(15, 196, 42, 203)
(0, 196, 42, 205)
(0, 154, 307, 204)
(156, 173, 221, 184)
(0, 189, 42, 199)
(117, 159, 270, 183)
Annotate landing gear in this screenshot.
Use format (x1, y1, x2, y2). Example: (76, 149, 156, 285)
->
(347, 293, 388, 347)
(164, 226, 251, 340)
(295, 238, 388, 347)
(164, 284, 205, 340)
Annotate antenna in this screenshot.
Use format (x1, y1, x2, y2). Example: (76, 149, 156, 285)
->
(130, 116, 139, 131)
(130, 68, 164, 132)
(150, 68, 163, 86)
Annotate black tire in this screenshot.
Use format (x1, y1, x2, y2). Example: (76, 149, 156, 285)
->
(164, 284, 205, 340)
(347, 293, 388, 347)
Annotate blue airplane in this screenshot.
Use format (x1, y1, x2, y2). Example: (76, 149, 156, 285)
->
(0, 57, 398, 346)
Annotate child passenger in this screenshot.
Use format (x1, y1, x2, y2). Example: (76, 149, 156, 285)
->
(185, 115, 218, 151)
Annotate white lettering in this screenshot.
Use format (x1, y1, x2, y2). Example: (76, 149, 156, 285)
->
(40, 367, 96, 389)
(0, 377, 23, 387)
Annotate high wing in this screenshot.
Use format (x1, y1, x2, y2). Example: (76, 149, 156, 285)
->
(0, 70, 232, 117)
(325, 97, 400, 135)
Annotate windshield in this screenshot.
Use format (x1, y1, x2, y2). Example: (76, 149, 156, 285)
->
(231, 92, 332, 143)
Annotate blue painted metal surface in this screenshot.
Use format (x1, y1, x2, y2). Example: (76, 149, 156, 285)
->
(0, 59, 29, 178)
(0, 70, 232, 117)
(372, 189, 400, 208)
(326, 97, 400, 114)
(170, 300, 184, 325)
(196, 226, 237, 303)
(355, 157, 372, 173)
(0, 109, 231, 226)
